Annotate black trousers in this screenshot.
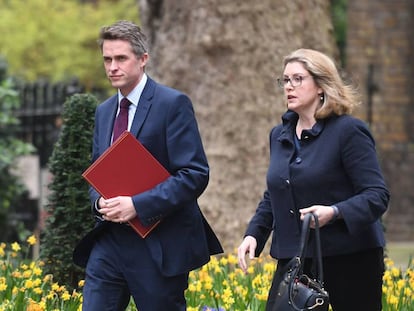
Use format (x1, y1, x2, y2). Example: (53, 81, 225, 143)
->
(266, 247, 384, 311)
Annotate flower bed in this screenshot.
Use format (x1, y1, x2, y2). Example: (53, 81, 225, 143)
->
(0, 237, 412, 311)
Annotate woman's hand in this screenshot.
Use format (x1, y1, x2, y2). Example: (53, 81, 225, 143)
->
(299, 205, 336, 228)
(237, 235, 257, 274)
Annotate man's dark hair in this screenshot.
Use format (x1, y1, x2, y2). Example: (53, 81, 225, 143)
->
(98, 20, 148, 58)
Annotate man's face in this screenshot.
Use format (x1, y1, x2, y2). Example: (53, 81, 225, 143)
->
(102, 39, 148, 96)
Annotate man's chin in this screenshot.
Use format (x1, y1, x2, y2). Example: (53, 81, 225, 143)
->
(110, 81, 123, 89)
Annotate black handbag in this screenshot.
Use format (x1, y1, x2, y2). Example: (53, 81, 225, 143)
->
(272, 213, 329, 311)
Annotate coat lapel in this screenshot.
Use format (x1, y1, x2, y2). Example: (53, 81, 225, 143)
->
(130, 78, 155, 137)
(103, 95, 118, 151)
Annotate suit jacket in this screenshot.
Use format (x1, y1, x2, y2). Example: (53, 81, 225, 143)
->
(245, 110, 390, 259)
(73, 77, 223, 276)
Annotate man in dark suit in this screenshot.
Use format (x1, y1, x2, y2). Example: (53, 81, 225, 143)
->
(73, 20, 223, 311)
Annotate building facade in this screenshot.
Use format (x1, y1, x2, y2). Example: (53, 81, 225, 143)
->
(347, 0, 414, 240)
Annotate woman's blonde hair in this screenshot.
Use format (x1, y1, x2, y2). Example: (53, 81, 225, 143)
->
(283, 48, 360, 119)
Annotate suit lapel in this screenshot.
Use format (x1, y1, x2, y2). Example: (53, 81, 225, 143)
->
(130, 78, 156, 137)
(103, 95, 118, 151)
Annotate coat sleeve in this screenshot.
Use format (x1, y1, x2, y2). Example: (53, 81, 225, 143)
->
(131, 93, 209, 226)
(335, 118, 390, 234)
(245, 189, 273, 256)
(243, 129, 277, 256)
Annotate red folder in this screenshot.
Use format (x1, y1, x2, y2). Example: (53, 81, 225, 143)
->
(82, 131, 170, 238)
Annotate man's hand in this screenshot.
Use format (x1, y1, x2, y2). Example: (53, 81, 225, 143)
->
(98, 196, 137, 223)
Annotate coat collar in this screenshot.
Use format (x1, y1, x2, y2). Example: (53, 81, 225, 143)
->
(278, 110, 326, 143)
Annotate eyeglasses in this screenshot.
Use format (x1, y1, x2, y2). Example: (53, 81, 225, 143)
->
(277, 75, 310, 88)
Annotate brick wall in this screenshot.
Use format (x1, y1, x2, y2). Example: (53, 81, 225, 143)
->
(347, 0, 414, 240)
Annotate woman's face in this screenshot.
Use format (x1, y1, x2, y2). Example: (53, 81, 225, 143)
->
(282, 61, 322, 116)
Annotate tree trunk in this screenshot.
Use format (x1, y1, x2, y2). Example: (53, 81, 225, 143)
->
(139, 0, 337, 250)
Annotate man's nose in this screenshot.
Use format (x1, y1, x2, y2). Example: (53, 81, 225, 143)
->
(109, 60, 119, 70)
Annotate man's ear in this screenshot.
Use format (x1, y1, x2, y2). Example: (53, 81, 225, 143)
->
(140, 53, 149, 68)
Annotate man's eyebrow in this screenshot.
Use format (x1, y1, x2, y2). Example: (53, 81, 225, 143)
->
(103, 54, 127, 59)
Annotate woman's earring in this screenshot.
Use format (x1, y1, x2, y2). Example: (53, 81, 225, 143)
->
(320, 93, 325, 104)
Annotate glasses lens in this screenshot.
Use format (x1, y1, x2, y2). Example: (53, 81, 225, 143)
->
(291, 76, 302, 87)
(277, 76, 306, 88)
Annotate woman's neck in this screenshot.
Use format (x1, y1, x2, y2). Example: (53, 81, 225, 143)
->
(296, 116, 316, 138)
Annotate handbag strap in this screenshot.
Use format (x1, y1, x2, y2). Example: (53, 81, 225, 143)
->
(287, 213, 326, 311)
(297, 212, 324, 284)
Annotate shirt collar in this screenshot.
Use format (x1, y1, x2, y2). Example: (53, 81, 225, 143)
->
(117, 73, 148, 107)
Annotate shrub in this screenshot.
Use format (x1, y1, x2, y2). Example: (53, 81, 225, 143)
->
(40, 93, 98, 290)
(0, 69, 35, 242)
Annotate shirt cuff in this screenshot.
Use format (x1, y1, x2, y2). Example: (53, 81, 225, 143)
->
(93, 198, 104, 221)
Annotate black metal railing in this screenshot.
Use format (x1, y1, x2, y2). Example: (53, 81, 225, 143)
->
(14, 79, 84, 167)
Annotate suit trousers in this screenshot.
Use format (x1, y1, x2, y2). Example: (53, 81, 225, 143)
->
(82, 223, 188, 311)
(266, 247, 384, 311)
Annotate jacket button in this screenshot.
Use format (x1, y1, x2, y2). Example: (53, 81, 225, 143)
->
(295, 157, 302, 164)
(289, 209, 294, 215)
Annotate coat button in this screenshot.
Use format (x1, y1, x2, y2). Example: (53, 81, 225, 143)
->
(295, 157, 302, 164)
(289, 209, 294, 215)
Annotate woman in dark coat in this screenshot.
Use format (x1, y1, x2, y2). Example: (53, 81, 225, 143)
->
(237, 49, 389, 311)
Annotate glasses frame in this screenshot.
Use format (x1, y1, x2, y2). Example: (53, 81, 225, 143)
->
(277, 75, 310, 88)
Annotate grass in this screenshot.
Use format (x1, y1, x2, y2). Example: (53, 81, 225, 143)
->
(387, 241, 414, 269)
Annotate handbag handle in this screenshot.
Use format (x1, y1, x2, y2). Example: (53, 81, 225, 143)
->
(297, 212, 324, 284)
(286, 212, 327, 311)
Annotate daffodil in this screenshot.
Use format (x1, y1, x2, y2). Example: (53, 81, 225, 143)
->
(0, 239, 412, 310)
(27, 235, 37, 246)
(11, 242, 21, 252)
